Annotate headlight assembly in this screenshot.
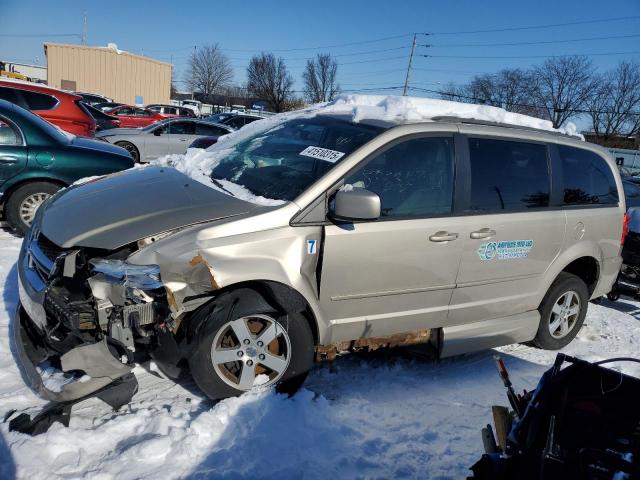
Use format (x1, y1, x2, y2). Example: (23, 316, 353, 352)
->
(90, 259, 163, 290)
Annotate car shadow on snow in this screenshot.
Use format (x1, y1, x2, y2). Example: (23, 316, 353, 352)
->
(0, 430, 16, 479)
(184, 347, 548, 480)
(598, 297, 640, 319)
(1, 261, 19, 479)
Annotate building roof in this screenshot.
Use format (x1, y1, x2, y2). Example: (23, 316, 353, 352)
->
(44, 43, 172, 67)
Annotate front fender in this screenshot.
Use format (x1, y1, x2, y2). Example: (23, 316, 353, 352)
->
(129, 225, 329, 342)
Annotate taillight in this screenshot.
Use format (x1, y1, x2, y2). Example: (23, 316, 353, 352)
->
(622, 212, 630, 245)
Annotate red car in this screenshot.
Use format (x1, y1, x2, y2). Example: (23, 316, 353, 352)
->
(106, 105, 165, 128)
(0, 79, 96, 137)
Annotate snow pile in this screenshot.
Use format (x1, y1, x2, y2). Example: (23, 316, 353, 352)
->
(150, 95, 581, 204)
(36, 362, 90, 393)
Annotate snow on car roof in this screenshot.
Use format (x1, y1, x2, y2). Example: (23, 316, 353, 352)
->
(310, 94, 580, 137)
(151, 94, 580, 205)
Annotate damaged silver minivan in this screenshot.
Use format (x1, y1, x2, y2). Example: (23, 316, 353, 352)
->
(15, 104, 625, 402)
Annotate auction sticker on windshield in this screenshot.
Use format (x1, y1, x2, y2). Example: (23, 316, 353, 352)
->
(299, 146, 345, 162)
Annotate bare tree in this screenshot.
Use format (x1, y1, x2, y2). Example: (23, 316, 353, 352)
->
(246, 53, 295, 112)
(439, 70, 543, 119)
(528, 56, 596, 128)
(588, 61, 640, 138)
(303, 53, 340, 103)
(184, 44, 233, 101)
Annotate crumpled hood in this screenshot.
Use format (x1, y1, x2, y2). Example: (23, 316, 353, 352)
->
(39, 166, 256, 249)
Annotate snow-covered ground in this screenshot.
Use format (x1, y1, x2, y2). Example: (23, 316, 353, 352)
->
(1, 228, 639, 479)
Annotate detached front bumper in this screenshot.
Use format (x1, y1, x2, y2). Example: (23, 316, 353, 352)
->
(15, 234, 134, 403)
(13, 304, 134, 402)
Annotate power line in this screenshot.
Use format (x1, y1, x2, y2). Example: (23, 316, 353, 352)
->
(427, 15, 640, 35)
(427, 33, 640, 48)
(224, 34, 413, 52)
(425, 50, 640, 59)
(409, 86, 640, 115)
(0, 33, 81, 38)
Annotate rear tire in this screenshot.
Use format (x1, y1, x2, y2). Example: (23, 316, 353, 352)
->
(115, 141, 140, 163)
(533, 272, 589, 350)
(6, 182, 61, 236)
(188, 291, 314, 400)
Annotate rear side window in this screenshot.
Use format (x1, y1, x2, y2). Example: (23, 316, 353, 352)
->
(0, 87, 26, 108)
(559, 145, 618, 206)
(0, 117, 22, 145)
(195, 123, 228, 136)
(169, 121, 195, 134)
(20, 90, 58, 110)
(468, 138, 550, 211)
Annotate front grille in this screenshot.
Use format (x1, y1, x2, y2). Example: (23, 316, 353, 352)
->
(36, 234, 64, 262)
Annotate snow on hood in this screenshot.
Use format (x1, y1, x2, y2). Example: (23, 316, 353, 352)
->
(151, 94, 581, 202)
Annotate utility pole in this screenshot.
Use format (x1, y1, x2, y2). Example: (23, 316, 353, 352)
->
(403, 33, 417, 96)
(191, 45, 196, 100)
(81, 12, 87, 45)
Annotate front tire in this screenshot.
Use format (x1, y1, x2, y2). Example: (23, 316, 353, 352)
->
(115, 141, 140, 163)
(533, 272, 589, 350)
(189, 294, 314, 400)
(6, 182, 61, 236)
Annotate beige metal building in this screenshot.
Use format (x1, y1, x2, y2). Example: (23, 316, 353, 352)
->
(44, 43, 172, 105)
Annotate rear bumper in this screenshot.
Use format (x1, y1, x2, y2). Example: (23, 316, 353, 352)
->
(592, 256, 623, 298)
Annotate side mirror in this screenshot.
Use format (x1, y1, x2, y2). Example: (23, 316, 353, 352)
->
(154, 128, 162, 136)
(330, 188, 381, 221)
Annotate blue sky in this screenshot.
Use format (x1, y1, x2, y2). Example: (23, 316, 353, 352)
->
(1, 0, 639, 99)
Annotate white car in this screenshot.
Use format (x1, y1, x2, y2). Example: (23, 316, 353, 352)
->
(95, 118, 232, 162)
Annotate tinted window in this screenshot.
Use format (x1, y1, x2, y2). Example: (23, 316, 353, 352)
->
(226, 116, 245, 129)
(244, 116, 260, 126)
(168, 121, 195, 134)
(135, 108, 151, 117)
(559, 145, 618, 206)
(468, 138, 549, 211)
(0, 87, 26, 108)
(345, 137, 454, 218)
(116, 107, 135, 115)
(0, 117, 21, 145)
(21, 90, 58, 110)
(195, 123, 228, 136)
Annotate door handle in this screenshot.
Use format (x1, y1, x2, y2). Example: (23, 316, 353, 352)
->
(429, 231, 459, 242)
(0, 155, 19, 164)
(470, 228, 496, 240)
(179, 138, 187, 141)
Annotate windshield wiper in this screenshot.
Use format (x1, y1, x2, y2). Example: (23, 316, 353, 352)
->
(211, 178, 236, 197)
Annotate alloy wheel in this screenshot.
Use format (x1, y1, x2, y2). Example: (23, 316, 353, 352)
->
(548, 290, 581, 339)
(210, 314, 291, 391)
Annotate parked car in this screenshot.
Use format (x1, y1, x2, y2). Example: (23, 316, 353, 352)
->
(75, 92, 113, 106)
(623, 178, 640, 209)
(180, 100, 201, 117)
(0, 99, 133, 233)
(14, 98, 625, 405)
(96, 118, 233, 162)
(204, 113, 264, 130)
(94, 101, 123, 112)
(0, 79, 96, 137)
(104, 105, 165, 128)
(146, 104, 196, 118)
(82, 103, 120, 131)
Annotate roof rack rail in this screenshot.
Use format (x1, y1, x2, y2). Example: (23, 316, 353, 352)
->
(431, 116, 581, 139)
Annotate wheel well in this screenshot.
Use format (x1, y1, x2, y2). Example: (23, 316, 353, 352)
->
(200, 280, 320, 345)
(561, 256, 599, 295)
(0, 178, 67, 215)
